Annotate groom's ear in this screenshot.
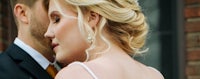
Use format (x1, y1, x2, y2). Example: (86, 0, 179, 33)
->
(14, 3, 30, 24)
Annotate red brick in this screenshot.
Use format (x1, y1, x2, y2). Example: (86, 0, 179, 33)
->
(188, 76, 200, 79)
(185, 0, 200, 5)
(186, 33, 200, 48)
(185, 21, 200, 32)
(187, 50, 200, 61)
(185, 7, 200, 18)
(186, 65, 200, 76)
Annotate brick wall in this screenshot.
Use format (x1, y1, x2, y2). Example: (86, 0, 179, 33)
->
(0, 0, 17, 52)
(185, 0, 200, 79)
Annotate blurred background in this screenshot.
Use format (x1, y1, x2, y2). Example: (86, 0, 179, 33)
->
(0, 0, 199, 79)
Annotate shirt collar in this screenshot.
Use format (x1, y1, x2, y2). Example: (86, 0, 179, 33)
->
(14, 38, 50, 69)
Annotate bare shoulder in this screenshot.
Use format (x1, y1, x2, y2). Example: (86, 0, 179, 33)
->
(147, 67, 165, 79)
(55, 59, 119, 79)
(86, 57, 120, 71)
(84, 58, 123, 78)
(55, 62, 94, 79)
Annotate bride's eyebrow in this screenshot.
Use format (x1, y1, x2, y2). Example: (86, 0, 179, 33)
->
(49, 11, 77, 19)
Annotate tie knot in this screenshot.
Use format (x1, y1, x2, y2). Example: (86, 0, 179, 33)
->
(46, 64, 58, 78)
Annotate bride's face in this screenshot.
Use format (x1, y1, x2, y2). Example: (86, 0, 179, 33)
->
(45, 0, 88, 66)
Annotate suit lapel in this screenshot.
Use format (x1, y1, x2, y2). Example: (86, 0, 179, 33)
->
(6, 43, 52, 79)
(19, 58, 52, 79)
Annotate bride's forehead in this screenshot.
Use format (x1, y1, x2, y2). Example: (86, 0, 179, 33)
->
(50, 0, 75, 10)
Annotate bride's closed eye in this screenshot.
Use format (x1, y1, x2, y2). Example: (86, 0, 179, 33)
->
(53, 15, 60, 23)
(50, 12, 61, 24)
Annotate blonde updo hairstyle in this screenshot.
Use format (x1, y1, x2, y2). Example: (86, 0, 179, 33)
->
(54, 0, 148, 57)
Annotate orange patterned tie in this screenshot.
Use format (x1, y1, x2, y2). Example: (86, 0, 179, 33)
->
(46, 64, 58, 78)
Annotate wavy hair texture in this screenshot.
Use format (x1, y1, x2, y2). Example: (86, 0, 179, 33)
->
(54, 0, 149, 60)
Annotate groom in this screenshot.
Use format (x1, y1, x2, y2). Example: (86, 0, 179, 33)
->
(0, 0, 59, 79)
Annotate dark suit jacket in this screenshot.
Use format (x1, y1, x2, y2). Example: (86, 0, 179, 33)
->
(0, 43, 53, 79)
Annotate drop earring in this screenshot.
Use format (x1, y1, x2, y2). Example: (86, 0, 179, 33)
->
(87, 33, 93, 44)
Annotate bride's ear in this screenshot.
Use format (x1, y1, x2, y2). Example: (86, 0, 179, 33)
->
(87, 11, 100, 28)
